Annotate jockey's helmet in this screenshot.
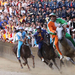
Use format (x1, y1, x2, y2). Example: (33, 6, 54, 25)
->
(36, 26, 41, 29)
(49, 13, 56, 17)
(19, 27, 23, 30)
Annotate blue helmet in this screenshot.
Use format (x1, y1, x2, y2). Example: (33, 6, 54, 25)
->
(19, 27, 23, 30)
(36, 26, 41, 29)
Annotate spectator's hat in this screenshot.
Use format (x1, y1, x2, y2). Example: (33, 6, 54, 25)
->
(49, 13, 56, 17)
(69, 6, 72, 8)
(39, 6, 42, 8)
(36, 26, 41, 29)
(62, 5, 66, 7)
(38, 0, 41, 2)
(59, 6, 62, 8)
(29, 28, 32, 32)
(66, 14, 70, 17)
(42, 7, 44, 9)
(27, 22, 31, 24)
(27, 4, 30, 7)
(46, 5, 49, 8)
(46, 12, 49, 15)
(56, 7, 59, 9)
(43, 10, 46, 12)
(31, 13, 35, 16)
(37, 14, 39, 16)
(25, 28, 28, 31)
(34, 6, 37, 8)
(28, 15, 31, 17)
(49, 7, 52, 10)
(73, 16, 75, 18)
(30, 4, 33, 5)
(66, 8, 69, 10)
(19, 27, 23, 30)
(73, 12, 75, 14)
(70, 16, 73, 19)
(53, 1, 57, 2)
(53, 7, 57, 10)
(32, 5, 35, 8)
(71, 6, 74, 8)
(62, 15, 66, 18)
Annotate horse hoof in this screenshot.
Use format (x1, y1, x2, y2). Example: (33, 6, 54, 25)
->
(21, 67, 23, 69)
(33, 66, 35, 68)
(49, 63, 53, 69)
(29, 68, 31, 71)
(23, 63, 26, 66)
(60, 71, 62, 74)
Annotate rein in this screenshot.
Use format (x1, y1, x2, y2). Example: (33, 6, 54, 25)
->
(23, 43, 29, 46)
(43, 40, 50, 46)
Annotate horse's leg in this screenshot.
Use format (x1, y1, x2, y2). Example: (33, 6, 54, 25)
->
(18, 58, 23, 69)
(44, 60, 53, 69)
(60, 60, 64, 69)
(26, 59, 30, 70)
(22, 57, 27, 66)
(57, 55, 63, 68)
(48, 60, 53, 69)
(30, 54, 35, 68)
(63, 55, 75, 65)
(52, 58, 60, 71)
(69, 58, 75, 65)
(14, 53, 23, 69)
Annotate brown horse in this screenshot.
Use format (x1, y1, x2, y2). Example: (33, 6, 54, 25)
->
(12, 42, 35, 70)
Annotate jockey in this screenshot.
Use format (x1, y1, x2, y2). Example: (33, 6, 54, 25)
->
(17, 27, 26, 60)
(34, 26, 47, 62)
(47, 13, 75, 60)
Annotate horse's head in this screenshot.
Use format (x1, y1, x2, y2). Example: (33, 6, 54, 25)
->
(44, 33, 50, 45)
(56, 26, 65, 41)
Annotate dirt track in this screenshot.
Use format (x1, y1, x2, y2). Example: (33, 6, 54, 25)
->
(0, 57, 75, 75)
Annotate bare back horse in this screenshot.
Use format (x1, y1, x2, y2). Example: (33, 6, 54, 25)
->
(12, 41, 35, 70)
(39, 33, 60, 71)
(56, 26, 75, 64)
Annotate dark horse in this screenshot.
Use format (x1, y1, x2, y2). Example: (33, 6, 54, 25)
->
(12, 41, 35, 70)
(38, 33, 60, 70)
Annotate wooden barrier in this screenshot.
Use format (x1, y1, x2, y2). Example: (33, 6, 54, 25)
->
(0, 41, 38, 61)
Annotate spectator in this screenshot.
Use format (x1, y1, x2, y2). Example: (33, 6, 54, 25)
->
(58, 6, 62, 17)
(69, 16, 75, 41)
(0, 0, 75, 47)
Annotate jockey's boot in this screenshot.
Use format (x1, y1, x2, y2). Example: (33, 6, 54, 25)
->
(41, 57, 44, 62)
(60, 55, 63, 60)
(17, 57, 20, 60)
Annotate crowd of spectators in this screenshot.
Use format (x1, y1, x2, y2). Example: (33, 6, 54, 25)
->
(0, 0, 75, 47)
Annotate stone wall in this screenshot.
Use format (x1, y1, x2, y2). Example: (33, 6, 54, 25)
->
(0, 41, 38, 61)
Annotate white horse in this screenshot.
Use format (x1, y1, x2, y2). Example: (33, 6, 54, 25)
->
(56, 26, 75, 64)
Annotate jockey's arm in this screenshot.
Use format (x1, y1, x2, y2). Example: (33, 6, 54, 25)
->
(58, 18, 68, 33)
(17, 32, 23, 42)
(23, 36, 28, 43)
(59, 18, 67, 25)
(17, 37, 23, 42)
(58, 18, 68, 29)
(47, 22, 56, 34)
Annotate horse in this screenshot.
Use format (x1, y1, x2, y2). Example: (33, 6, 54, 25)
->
(12, 41, 35, 70)
(38, 33, 60, 71)
(56, 26, 75, 64)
